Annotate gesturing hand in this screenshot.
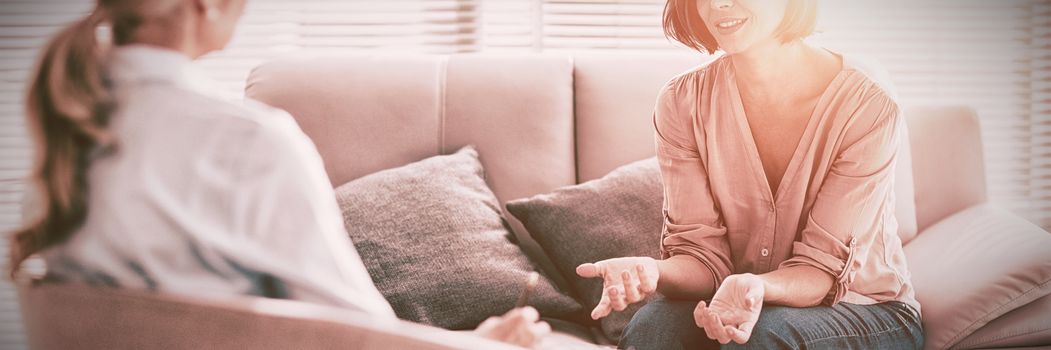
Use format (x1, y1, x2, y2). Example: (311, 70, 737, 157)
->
(473, 306, 551, 348)
(576, 257, 660, 320)
(694, 273, 765, 344)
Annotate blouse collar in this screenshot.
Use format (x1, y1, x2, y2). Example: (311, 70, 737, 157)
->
(107, 44, 220, 96)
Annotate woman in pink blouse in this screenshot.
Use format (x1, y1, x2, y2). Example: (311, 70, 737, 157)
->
(577, 0, 923, 349)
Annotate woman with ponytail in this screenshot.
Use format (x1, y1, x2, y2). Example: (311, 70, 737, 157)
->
(13, 0, 550, 347)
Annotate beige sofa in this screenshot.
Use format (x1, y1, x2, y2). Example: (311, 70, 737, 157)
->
(18, 54, 1051, 350)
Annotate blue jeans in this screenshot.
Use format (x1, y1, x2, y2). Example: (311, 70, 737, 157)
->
(620, 298, 923, 350)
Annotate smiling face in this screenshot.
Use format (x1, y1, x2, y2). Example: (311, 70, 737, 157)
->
(696, 0, 790, 54)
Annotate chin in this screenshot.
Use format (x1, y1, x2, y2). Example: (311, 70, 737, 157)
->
(712, 37, 752, 55)
(718, 37, 769, 55)
(717, 43, 748, 55)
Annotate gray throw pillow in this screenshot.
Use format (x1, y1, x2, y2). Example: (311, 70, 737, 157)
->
(505, 158, 663, 342)
(334, 146, 583, 330)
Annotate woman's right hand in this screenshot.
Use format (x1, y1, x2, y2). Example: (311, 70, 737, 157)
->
(473, 306, 551, 348)
(576, 257, 660, 320)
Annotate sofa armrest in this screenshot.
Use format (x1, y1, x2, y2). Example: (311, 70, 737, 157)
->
(905, 204, 1051, 350)
(18, 280, 524, 350)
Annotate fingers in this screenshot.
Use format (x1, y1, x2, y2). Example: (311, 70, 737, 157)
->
(621, 270, 642, 304)
(506, 307, 537, 341)
(591, 287, 613, 320)
(696, 302, 719, 342)
(636, 263, 656, 294)
(518, 307, 546, 346)
(575, 263, 602, 278)
(517, 306, 540, 323)
(709, 313, 732, 344)
(532, 320, 552, 335)
(726, 320, 755, 344)
(608, 285, 628, 312)
(725, 325, 750, 344)
(737, 319, 757, 340)
(577, 262, 615, 286)
(581, 260, 656, 320)
(694, 301, 730, 344)
(744, 288, 764, 310)
(476, 316, 500, 334)
(492, 308, 528, 338)
(508, 320, 550, 348)
(529, 320, 552, 345)
(694, 301, 712, 337)
(502, 307, 536, 329)
(474, 315, 513, 343)
(500, 307, 550, 348)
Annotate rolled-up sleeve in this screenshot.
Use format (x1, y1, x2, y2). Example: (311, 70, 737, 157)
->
(779, 92, 903, 305)
(653, 75, 734, 288)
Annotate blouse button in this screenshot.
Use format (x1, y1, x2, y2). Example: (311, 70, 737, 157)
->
(760, 248, 770, 257)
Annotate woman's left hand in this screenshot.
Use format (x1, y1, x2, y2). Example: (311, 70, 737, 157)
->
(694, 273, 765, 344)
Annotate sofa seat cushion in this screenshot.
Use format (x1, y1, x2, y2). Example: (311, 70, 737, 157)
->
(506, 158, 663, 341)
(904, 203, 1051, 350)
(335, 146, 582, 330)
(952, 293, 1051, 349)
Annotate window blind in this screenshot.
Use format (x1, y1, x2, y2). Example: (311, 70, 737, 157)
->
(1, 1, 95, 348)
(537, 0, 674, 52)
(809, 0, 1051, 228)
(0, 1, 1047, 349)
(1031, 1, 1051, 227)
(198, 0, 485, 97)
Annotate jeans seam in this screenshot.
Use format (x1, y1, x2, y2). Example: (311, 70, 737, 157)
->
(801, 323, 910, 347)
(797, 303, 919, 347)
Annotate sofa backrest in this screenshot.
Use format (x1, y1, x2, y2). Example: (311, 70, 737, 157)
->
(245, 54, 984, 245)
(571, 54, 708, 182)
(245, 54, 577, 207)
(904, 106, 988, 231)
(245, 54, 577, 275)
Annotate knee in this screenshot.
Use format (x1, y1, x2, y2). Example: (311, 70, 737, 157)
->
(621, 300, 665, 339)
(620, 298, 702, 350)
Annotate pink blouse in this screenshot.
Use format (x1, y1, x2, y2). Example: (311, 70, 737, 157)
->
(655, 54, 919, 313)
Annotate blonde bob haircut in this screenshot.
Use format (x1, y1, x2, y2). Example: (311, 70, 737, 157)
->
(663, 0, 818, 54)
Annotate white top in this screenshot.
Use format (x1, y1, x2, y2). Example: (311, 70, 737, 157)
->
(41, 45, 397, 319)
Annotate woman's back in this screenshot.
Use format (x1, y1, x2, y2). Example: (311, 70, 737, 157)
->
(13, 1, 552, 346)
(41, 46, 396, 318)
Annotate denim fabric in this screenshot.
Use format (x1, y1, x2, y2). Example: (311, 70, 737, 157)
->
(620, 298, 923, 350)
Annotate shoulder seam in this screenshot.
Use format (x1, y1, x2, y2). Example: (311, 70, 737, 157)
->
(842, 56, 899, 102)
(670, 55, 722, 83)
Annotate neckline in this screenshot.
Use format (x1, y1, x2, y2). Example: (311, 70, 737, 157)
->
(108, 44, 230, 99)
(725, 51, 848, 205)
(109, 45, 194, 82)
